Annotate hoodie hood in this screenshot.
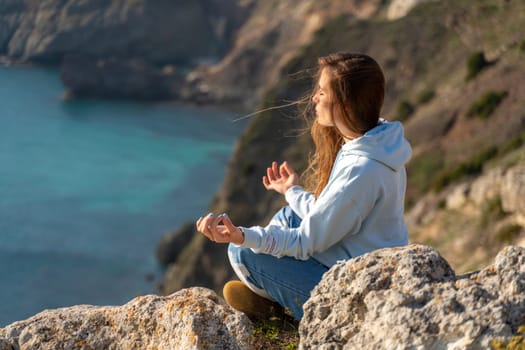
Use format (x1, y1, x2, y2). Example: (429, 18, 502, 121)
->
(341, 119, 412, 171)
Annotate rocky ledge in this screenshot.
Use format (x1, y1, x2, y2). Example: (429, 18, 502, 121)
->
(2, 244, 524, 349)
(0, 288, 253, 350)
(301, 244, 525, 349)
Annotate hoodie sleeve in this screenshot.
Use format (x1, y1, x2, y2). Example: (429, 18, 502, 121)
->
(240, 161, 377, 260)
(284, 185, 316, 219)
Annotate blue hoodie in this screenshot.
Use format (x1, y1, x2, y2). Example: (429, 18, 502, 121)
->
(239, 119, 412, 267)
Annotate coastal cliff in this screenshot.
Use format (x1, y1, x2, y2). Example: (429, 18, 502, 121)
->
(0, 0, 251, 99)
(0, 0, 246, 65)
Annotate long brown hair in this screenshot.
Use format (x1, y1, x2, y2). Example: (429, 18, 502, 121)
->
(303, 53, 385, 197)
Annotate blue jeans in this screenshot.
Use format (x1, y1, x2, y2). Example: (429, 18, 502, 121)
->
(227, 206, 329, 320)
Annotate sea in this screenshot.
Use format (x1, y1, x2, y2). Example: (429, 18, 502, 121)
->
(0, 65, 246, 327)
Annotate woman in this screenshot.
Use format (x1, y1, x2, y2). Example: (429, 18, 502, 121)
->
(196, 52, 412, 320)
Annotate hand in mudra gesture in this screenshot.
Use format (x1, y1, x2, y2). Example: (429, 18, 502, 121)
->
(196, 213, 244, 245)
(262, 161, 299, 195)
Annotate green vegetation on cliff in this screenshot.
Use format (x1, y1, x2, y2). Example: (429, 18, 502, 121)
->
(467, 91, 508, 119)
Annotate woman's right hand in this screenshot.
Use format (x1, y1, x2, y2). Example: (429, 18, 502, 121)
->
(196, 212, 244, 245)
(262, 161, 299, 195)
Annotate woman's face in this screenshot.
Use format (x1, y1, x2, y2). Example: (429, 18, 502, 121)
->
(312, 68, 334, 127)
(312, 67, 359, 141)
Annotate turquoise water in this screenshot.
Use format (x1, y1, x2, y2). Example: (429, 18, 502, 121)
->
(0, 66, 245, 326)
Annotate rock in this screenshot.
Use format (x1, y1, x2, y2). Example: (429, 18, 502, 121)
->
(501, 165, 525, 215)
(156, 222, 196, 266)
(0, 0, 25, 53)
(469, 167, 504, 206)
(446, 182, 470, 209)
(405, 195, 439, 229)
(60, 54, 183, 100)
(467, 164, 524, 216)
(300, 244, 525, 349)
(0, 338, 14, 350)
(0, 287, 253, 350)
(3, 246, 524, 349)
(386, 0, 437, 20)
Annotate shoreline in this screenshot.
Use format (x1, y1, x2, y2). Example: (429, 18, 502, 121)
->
(0, 57, 251, 115)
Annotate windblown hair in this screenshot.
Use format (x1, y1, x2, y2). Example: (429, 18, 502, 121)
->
(303, 52, 385, 197)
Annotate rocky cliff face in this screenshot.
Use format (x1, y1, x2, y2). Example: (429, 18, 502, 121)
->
(407, 158, 525, 273)
(2, 245, 524, 349)
(0, 0, 246, 65)
(60, 54, 186, 100)
(0, 0, 250, 99)
(182, 0, 387, 108)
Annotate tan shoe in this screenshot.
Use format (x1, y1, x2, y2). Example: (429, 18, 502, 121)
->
(223, 280, 283, 320)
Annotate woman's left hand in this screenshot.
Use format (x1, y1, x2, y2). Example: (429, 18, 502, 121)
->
(262, 161, 299, 195)
(196, 213, 244, 245)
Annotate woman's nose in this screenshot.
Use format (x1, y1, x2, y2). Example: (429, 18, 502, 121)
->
(312, 93, 318, 104)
